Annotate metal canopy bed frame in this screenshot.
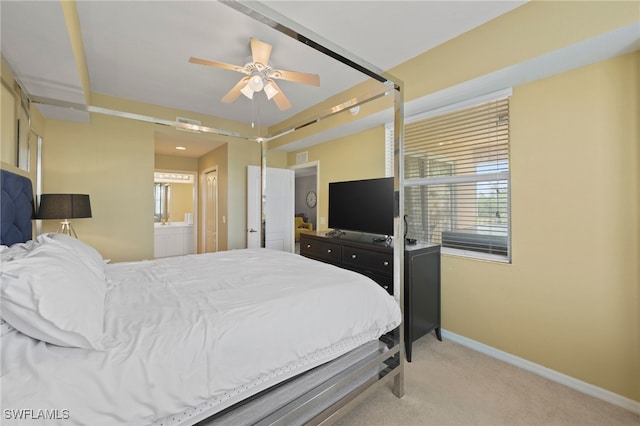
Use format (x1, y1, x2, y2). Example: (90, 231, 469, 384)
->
(3, 1, 407, 424)
(0, 168, 403, 425)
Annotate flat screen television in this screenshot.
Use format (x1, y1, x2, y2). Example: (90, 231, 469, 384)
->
(328, 177, 394, 236)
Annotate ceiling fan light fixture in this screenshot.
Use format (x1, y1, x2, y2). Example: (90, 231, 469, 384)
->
(190, 37, 319, 111)
(240, 83, 254, 99)
(248, 75, 264, 92)
(263, 81, 278, 100)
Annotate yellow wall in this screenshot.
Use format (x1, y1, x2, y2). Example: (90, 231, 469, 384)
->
(36, 92, 255, 261)
(279, 2, 640, 402)
(155, 154, 198, 172)
(445, 53, 638, 402)
(167, 182, 193, 223)
(377, 0, 639, 402)
(1, 83, 17, 164)
(227, 140, 261, 249)
(41, 113, 155, 262)
(286, 126, 386, 231)
(392, 1, 639, 103)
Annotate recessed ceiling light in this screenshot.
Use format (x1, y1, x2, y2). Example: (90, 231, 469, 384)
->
(176, 146, 186, 151)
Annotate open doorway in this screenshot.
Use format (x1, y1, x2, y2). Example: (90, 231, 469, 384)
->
(290, 161, 319, 253)
(153, 170, 197, 258)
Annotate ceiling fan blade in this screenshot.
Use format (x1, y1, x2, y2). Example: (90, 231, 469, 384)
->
(267, 80, 292, 111)
(271, 69, 320, 87)
(250, 38, 272, 66)
(189, 57, 247, 74)
(221, 77, 250, 103)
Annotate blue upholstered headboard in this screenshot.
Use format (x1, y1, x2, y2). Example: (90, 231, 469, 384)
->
(0, 169, 35, 246)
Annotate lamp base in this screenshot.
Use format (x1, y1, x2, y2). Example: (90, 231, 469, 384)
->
(56, 220, 78, 238)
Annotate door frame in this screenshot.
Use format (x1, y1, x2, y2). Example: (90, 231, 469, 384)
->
(247, 165, 295, 251)
(154, 168, 198, 254)
(290, 161, 320, 230)
(200, 166, 218, 253)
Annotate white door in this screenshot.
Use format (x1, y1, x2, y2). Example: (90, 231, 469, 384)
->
(247, 165, 294, 251)
(205, 170, 218, 253)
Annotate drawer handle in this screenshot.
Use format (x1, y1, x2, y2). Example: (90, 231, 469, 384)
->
(351, 254, 357, 259)
(383, 261, 389, 266)
(306, 244, 311, 249)
(327, 249, 332, 253)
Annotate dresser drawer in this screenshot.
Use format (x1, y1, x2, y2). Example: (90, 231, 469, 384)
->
(367, 273, 393, 295)
(342, 247, 393, 276)
(300, 238, 342, 264)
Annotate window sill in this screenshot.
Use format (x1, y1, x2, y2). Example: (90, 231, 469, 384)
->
(441, 247, 511, 264)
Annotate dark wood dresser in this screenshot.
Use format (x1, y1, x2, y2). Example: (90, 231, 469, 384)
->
(299, 232, 441, 361)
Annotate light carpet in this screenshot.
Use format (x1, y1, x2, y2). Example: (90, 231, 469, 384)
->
(333, 335, 639, 426)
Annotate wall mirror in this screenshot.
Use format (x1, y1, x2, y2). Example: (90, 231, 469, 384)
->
(4, 0, 403, 256)
(153, 171, 196, 225)
(1, 78, 31, 172)
(148, 1, 402, 253)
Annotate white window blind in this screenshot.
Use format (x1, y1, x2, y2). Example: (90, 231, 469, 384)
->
(404, 97, 510, 261)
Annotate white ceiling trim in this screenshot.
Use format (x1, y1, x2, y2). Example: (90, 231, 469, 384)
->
(275, 22, 640, 152)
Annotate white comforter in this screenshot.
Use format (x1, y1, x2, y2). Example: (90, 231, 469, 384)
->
(1, 249, 401, 425)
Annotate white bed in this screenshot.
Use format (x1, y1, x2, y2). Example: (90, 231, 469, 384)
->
(1, 233, 401, 425)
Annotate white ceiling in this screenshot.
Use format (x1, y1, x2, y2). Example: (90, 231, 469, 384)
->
(1, 1, 528, 157)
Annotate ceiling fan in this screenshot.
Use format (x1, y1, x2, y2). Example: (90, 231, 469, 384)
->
(189, 38, 320, 111)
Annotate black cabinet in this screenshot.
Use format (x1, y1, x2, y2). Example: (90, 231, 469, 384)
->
(300, 232, 441, 361)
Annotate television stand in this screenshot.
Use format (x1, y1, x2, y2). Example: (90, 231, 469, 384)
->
(300, 232, 441, 362)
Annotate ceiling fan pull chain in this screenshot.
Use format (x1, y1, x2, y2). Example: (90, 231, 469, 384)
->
(251, 98, 255, 128)
(257, 98, 261, 132)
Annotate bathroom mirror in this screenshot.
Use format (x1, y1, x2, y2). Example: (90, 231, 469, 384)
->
(153, 172, 195, 225)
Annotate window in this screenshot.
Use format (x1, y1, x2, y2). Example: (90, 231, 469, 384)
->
(404, 96, 511, 261)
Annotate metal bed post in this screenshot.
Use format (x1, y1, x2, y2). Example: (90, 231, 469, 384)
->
(392, 80, 405, 398)
(221, 0, 407, 416)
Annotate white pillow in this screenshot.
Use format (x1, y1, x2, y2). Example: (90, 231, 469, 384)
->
(0, 239, 39, 264)
(0, 238, 106, 349)
(38, 233, 105, 280)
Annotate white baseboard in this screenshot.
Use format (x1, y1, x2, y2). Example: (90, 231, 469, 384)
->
(441, 329, 640, 415)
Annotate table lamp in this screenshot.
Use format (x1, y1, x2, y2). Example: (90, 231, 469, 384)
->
(36, 194, 92, 238)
